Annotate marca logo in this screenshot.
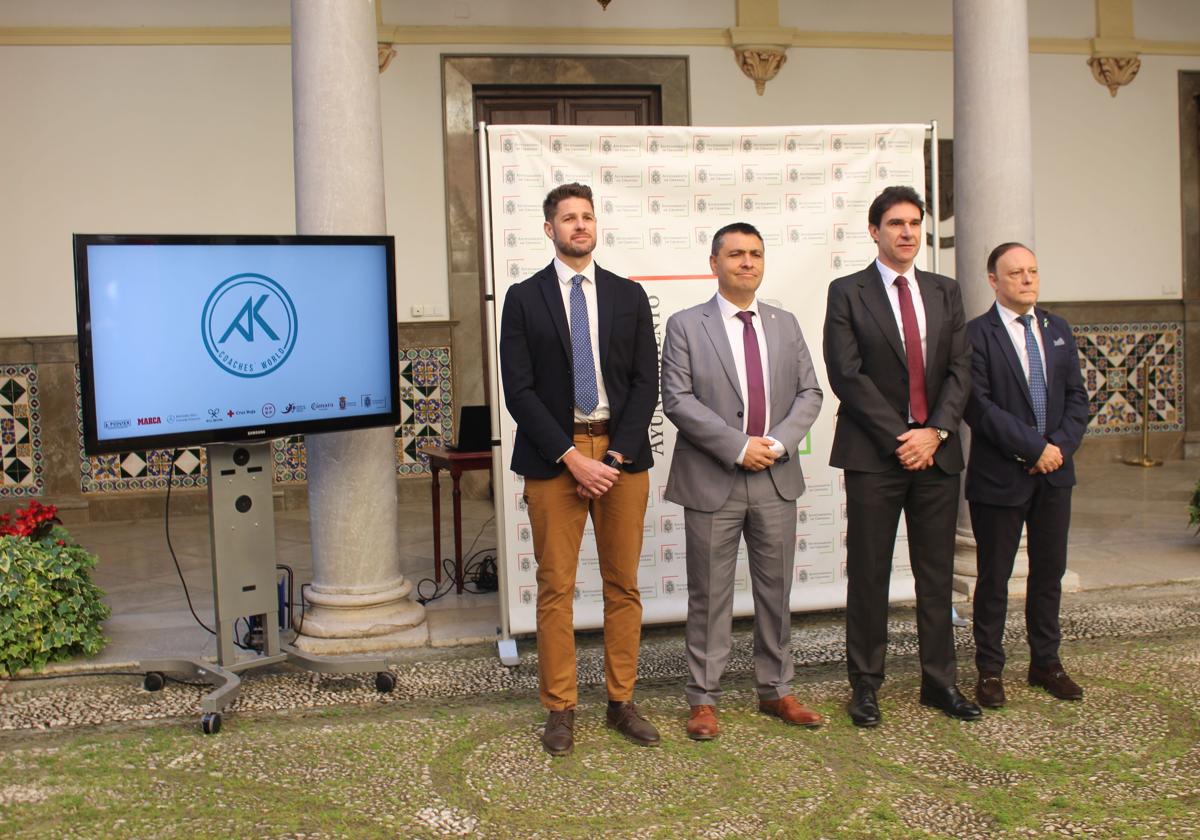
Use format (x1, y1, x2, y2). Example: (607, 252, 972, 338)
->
(202, 273, 297, 379)
(137, 417, 161, 426)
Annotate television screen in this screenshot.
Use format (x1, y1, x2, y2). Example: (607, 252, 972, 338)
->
(74, 234, 400, 455)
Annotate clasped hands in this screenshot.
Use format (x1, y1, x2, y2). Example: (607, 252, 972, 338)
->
(565, 449, 622, 499)
(1028, 443, 1064, 475)
(894, 427, 939, 471)
(739, 436, 779, 471)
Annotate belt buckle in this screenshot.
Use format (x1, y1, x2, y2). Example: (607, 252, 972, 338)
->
(584, 419, 599, 436)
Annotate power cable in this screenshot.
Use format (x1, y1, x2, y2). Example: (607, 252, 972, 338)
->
(416, 515, 497, 604)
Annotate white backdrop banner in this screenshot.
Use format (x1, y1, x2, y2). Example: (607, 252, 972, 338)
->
(484, 124, 929, 635)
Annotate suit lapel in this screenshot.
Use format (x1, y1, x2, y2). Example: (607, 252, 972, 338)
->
(915, 269, 942, 379)
(859, 265, 906, 367)
(700, 296, 743, 397)
(987, 303, 1037, 416)
(759, 302, 786, 421)
(535, 264, 571, 359)
(1035, 307, 1056, 396)
(595, 265, 615, 372)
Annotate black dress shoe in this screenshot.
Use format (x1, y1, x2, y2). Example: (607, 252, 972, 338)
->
(919, 683, 983, 720)
(541, 709, 575, 756)
(848, 683, 881, 727)
(1028, 663, 1083, 701)
(975, 672, 1006, 709)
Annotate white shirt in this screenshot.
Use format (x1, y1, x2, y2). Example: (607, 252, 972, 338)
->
(554, 256, 610, 422)
(996, 301, 1047, 385)
(715, 293, 784, 463)
(876, 258, 927, 424)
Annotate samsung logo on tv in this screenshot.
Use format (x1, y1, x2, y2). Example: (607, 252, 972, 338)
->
(137, 417, 162, 426)
(247, 429, 266, 437)
(103, 419, 131, 430)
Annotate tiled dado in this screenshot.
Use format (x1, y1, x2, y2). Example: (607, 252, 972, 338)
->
(0, 364, 44, 498)
(1073, 321, 1184, 435)
(75, 346, 455, 494)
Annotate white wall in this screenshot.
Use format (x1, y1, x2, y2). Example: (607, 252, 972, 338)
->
(2, 1, 1199, 336)
(0, 45, 295, 338)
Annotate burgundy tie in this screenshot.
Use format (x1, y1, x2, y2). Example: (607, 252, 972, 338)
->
(735, 310, 766, 437)
(893, 277, 928, 425)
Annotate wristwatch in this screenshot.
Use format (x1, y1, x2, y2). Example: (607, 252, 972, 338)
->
(934, 427, 950, 444)
(601, 453, 623, 469)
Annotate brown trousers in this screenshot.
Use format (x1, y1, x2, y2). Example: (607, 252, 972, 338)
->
(523, 432, 649, 710)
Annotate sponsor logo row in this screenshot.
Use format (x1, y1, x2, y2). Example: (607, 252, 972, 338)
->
(100, 395, 388, 432)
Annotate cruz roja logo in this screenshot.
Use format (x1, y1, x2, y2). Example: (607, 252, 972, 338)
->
(202, 273, 297, 378)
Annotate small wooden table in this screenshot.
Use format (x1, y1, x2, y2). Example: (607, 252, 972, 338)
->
(418, 444, 492, 593)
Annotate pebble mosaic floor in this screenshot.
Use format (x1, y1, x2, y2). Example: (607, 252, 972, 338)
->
(2, 586, 1200, 838)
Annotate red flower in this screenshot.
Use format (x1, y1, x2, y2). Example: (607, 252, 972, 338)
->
(0, 500, 61, 540)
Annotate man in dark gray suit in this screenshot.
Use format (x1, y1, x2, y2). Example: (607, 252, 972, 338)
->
(662, 222, 824, 740)
(823, 186, 980, 726)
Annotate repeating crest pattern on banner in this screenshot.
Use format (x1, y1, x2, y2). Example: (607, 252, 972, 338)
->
(487, 124, 928, 635)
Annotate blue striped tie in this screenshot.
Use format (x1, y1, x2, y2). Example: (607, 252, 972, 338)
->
(570, 275, 599, 414)
(1020, 314, 1047, 435)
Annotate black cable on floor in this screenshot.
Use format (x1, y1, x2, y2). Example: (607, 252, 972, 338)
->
(416, 515, 497, 604)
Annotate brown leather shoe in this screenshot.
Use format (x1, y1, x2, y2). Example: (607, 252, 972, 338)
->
(686, 704, 719, 740)
(975, 672, 1006, 709)
(606, 701, 661, 746)
(759, 694, 823, 728)
(541, 709, 575, 756)
(1028, 663, 1083, 701)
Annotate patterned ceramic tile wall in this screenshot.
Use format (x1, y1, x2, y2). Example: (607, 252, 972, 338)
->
(0, 365, 44, 498)
(396, 346, 455, 476)
(1073, 322, 1184, 435)
(77, 347, 454, 493)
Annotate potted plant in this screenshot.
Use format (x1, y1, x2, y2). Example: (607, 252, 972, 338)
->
(0, 500, 110, 675)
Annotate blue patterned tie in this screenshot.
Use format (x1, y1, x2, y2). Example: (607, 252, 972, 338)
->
(570, 275, 599, 414)
(1020, 314, 1047, 435)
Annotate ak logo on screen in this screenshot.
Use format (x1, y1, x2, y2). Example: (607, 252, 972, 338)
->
(201, 273, 298, 378)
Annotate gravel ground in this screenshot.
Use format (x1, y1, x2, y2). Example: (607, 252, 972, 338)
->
(2, 583, 1200, 838)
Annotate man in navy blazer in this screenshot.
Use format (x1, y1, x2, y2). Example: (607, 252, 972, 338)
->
(500, 183, 660, 756)
(964, 242, 1089, 708)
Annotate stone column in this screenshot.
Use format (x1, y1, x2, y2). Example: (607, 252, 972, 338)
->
(291, 0, 425, 652)
(951, 0, 1037, 597)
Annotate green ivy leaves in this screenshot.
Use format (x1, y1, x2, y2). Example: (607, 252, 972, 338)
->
(0, 527, 110, 675)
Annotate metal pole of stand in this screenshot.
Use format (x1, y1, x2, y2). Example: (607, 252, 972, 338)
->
(141, 441, 398, 734)
(1124, 357, 1163, 468)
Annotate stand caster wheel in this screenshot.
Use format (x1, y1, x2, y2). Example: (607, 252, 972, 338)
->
(375, 671, 396, 693)
(143, 672, 166, 692)
(200, 713, 222, 735)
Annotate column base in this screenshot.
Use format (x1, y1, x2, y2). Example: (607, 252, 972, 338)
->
(292, 622, 429, 654)
(293, 577, 428, 652)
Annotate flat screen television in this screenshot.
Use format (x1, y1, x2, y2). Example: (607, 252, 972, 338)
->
(74, 234, 400, 455)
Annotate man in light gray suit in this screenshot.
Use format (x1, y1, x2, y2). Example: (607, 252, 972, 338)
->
(661, 222, 824, 740)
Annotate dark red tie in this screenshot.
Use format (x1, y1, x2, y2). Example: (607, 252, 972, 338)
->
(893, 277, 928, 425)
(735, 310, 766, 437)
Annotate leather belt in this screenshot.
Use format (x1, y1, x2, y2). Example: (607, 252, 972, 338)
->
(573, 420, 610, 436)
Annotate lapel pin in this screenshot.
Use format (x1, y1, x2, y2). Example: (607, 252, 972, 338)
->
(1042, 317, 1049, 328)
